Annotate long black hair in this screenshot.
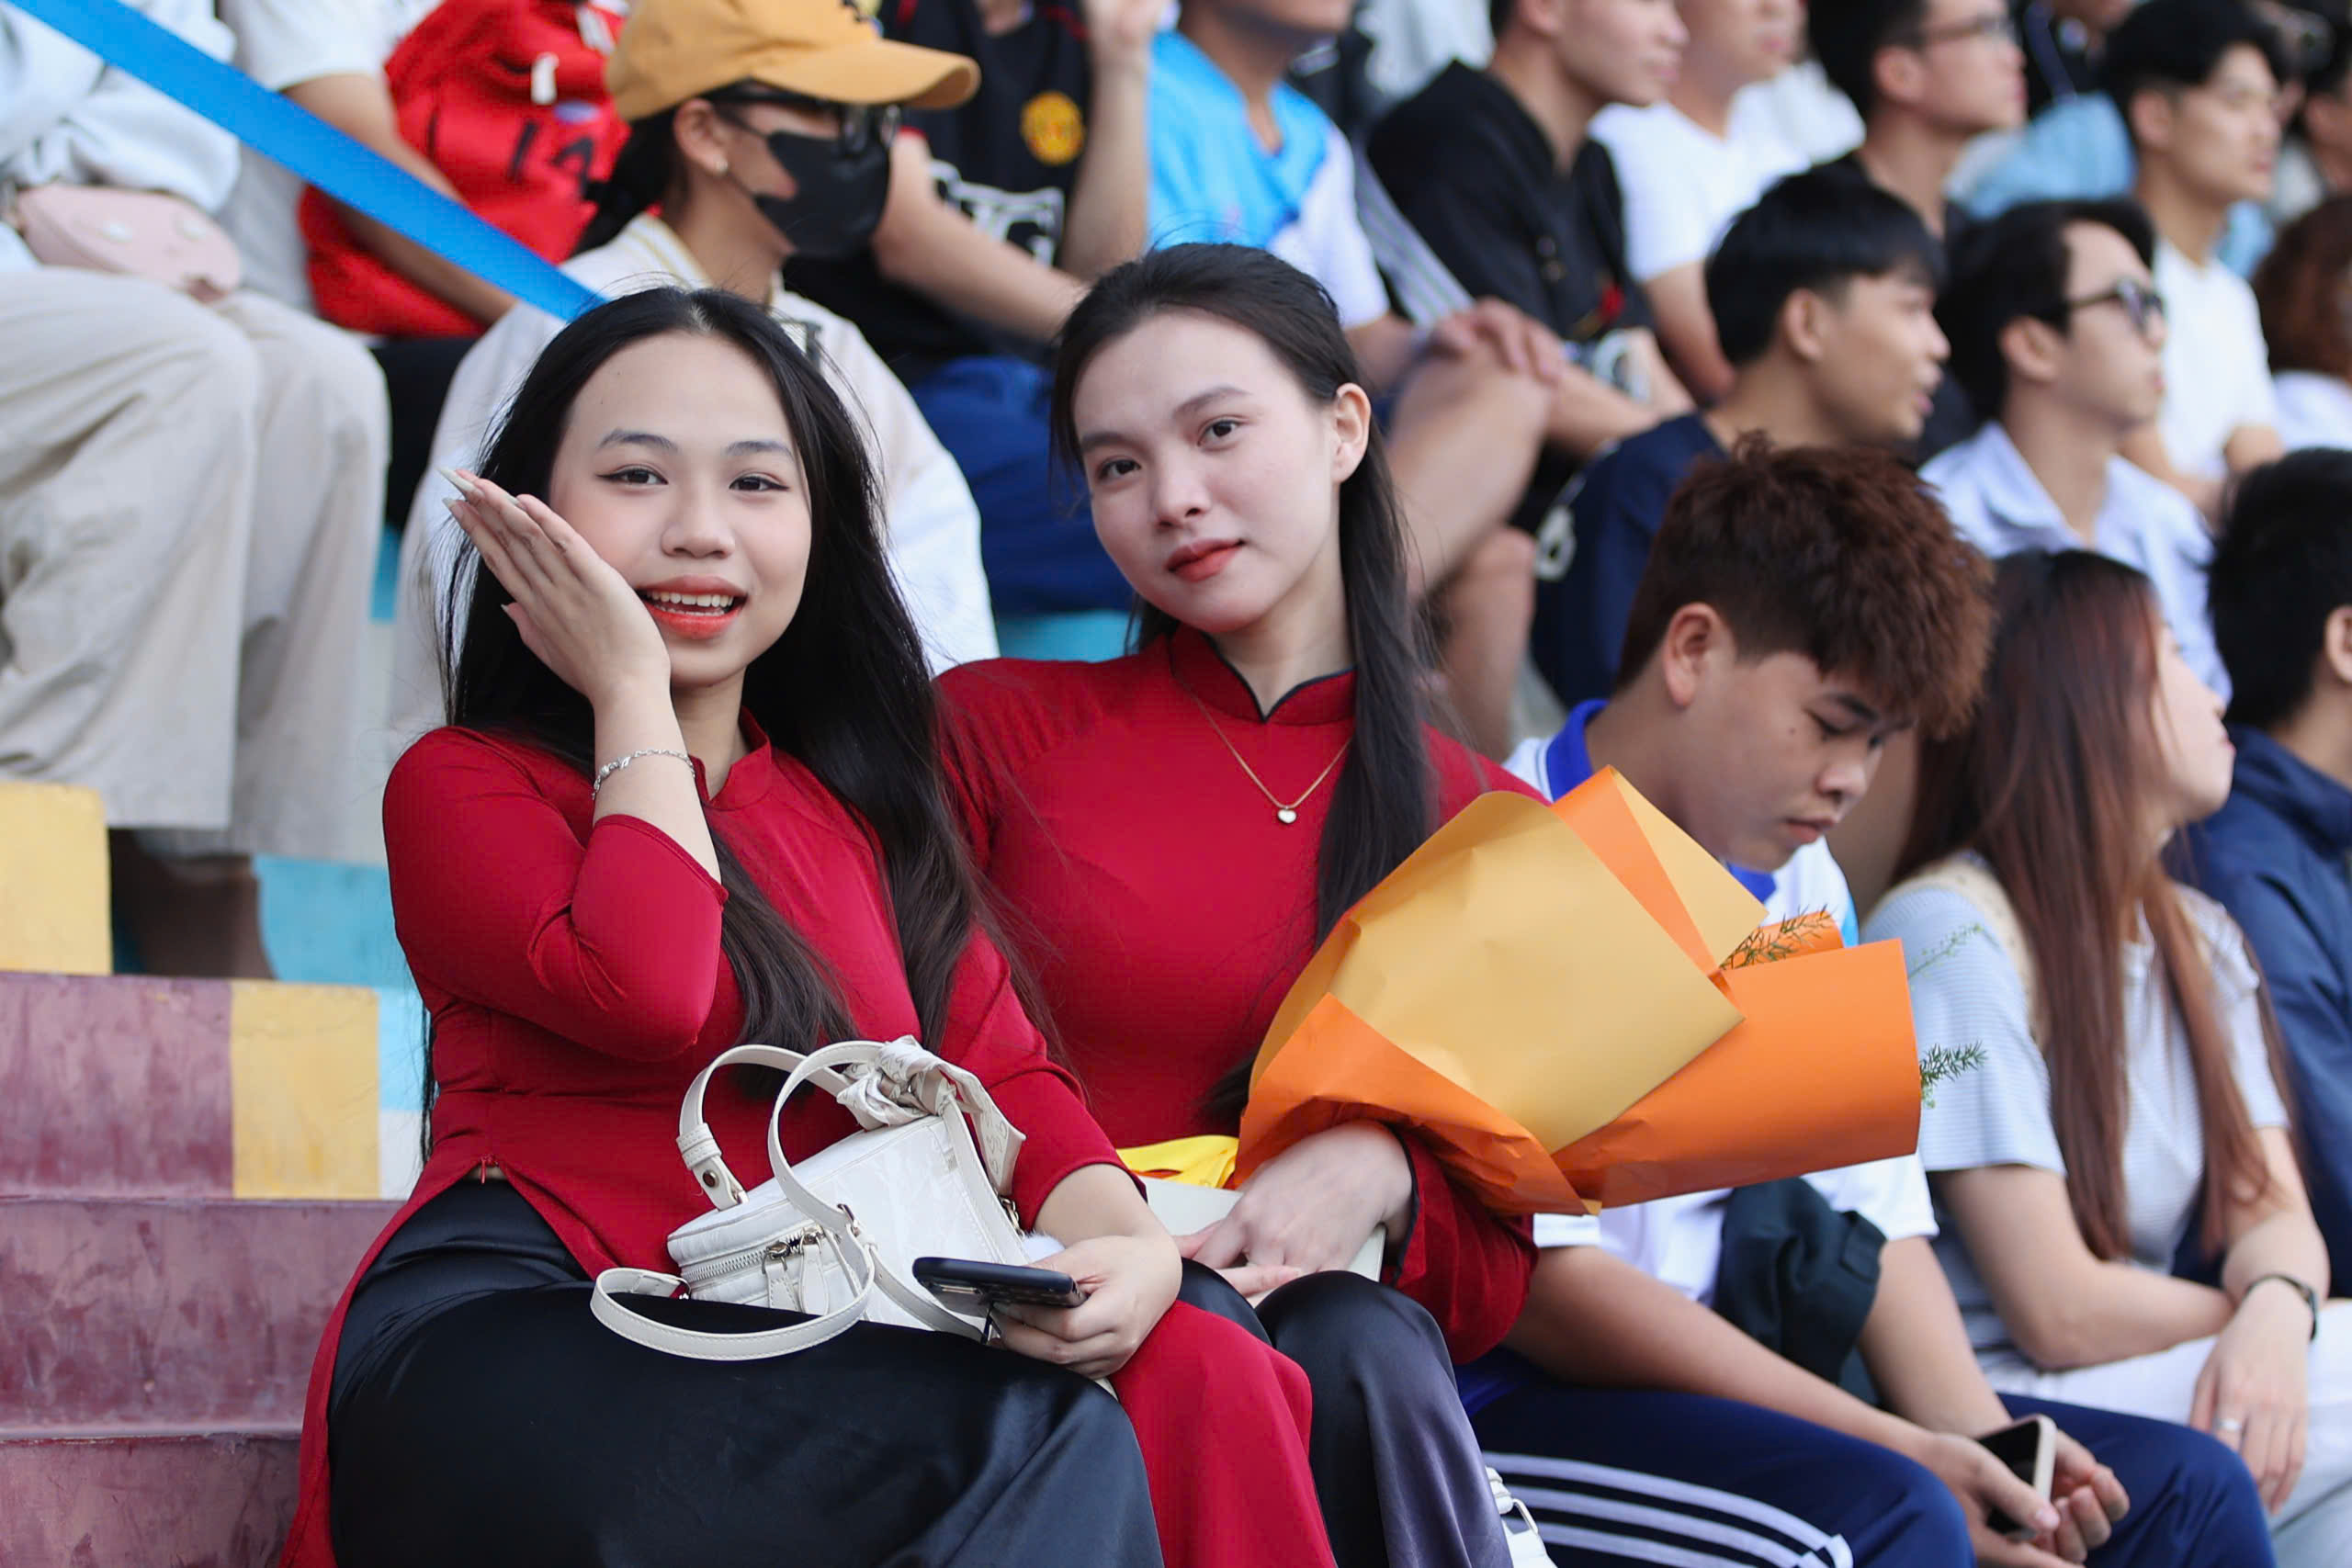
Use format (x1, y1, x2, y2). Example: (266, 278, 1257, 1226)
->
(1048, 244, 1439, 1118)
(442, 286, 981, 1068)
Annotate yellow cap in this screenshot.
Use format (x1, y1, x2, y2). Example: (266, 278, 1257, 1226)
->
(607, 0, 980, 122)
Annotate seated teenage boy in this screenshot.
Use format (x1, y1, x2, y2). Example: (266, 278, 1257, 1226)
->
(1532, 168, 1950, 710)
(1926, 198, 2228, 694)
(1483, 438, 2275, 1567)
(2189, 449, 2352, 1296)
(1804, 0, 2030, 457)
(1363, 0, 1696, 545)
(788, 0, 1161, 659)
(1364, 0, 1693, 425)
(1148, 0, 1631, 757)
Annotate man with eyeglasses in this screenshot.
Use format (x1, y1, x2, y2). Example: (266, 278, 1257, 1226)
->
(2107, 0, 2292, 518)
(1805, 0, 2028, 459)
(1961, 0, 2329, 280)
(1924, 198, 2231, 695)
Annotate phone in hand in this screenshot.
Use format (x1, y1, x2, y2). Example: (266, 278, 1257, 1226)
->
(911, 1257, 1089, 1317)
(1979, 1414, 2058, 1540)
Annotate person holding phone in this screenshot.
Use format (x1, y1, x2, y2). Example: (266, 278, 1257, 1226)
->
(277, 286, 1342, 1568)
(1479, 446, 2269, 1568)
(1872, 548, 2352, 1564)
(940, 243, 1539, 1568)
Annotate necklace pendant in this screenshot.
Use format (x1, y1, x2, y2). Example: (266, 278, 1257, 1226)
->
(1276, 807, 1299, 825)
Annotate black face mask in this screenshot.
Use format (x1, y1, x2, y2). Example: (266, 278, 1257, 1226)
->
(741, 126, 888, 262)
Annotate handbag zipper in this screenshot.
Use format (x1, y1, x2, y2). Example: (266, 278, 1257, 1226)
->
(695, 1220, 826, 1277)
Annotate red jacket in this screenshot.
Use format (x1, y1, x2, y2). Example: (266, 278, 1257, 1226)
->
(939, 629, 1540, 1361)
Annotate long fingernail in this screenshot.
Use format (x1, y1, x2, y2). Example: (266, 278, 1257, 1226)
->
(439, 467, 480, 499)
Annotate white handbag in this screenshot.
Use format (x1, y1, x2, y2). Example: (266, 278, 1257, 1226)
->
(590, 1036, 1033, 1360)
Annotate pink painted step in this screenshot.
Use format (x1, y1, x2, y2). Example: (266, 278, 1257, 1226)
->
(0, 1429, 298, 1568)
(2, 1197, 395, 1430)
(0, 973, 232, 1198)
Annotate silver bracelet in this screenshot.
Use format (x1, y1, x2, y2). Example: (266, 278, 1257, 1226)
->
(592, 748, 693, 795)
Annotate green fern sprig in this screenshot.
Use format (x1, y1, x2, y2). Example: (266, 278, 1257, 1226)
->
(1724, 908, 1839, 969)
(1905, 920, 1986, 979)
(1908, 921, 1992, 1107)
(1918, 1043, 1988, 1110)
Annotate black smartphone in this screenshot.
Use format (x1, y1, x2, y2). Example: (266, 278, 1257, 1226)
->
(1979, 1414, 2057, 1541)
(911, 1257, 1089, 1315)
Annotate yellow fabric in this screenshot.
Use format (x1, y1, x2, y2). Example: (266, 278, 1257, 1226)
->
(1118, 1135, 1238, 1189)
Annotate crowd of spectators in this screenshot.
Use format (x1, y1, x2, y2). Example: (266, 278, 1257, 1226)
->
(21, 0, 2352, 1560)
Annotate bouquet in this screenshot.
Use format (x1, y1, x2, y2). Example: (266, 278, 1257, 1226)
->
(1233, 770, 1923, 1215)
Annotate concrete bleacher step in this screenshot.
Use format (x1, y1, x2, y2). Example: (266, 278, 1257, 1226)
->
(0, 1191, 397, 1568)
(2, 936, 404, 1565)
(1, 1429, 300, 1568)
(0, 970, 386, 1202)
(3, 1197, 395, 1431)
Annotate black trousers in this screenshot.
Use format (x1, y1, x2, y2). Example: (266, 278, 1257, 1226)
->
(1179, 1265, 1510, 1568)
(329, 1182, 1161, 1568)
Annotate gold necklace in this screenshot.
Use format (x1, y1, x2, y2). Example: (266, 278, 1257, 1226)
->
(1182, 684, 1351, 825)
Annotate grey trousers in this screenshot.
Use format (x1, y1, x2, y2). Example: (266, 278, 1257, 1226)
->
(0, 270, 386, 857)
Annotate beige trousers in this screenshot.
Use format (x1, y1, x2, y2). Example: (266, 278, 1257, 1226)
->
(0, 270, 386, 860)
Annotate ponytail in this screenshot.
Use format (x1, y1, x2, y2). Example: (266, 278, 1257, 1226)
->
(574, 112, 677, 255)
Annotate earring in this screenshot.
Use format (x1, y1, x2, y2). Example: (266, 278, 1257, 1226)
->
(710, 158, 729, 177)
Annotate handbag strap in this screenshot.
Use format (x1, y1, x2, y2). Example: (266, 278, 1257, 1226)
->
(674, 1043, 849, 1209)
(763, 1042, 997, 1338)
(588, 1253, 873, 1361)
(675, 1037, 1025, 1213)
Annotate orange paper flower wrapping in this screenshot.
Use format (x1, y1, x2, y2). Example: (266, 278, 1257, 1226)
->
(1234, 770, 1923, 1216)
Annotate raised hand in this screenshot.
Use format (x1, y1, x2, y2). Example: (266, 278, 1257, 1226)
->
(446, 468, 673, 705)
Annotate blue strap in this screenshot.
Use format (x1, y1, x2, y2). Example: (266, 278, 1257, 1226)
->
(10, 0, 604, 322)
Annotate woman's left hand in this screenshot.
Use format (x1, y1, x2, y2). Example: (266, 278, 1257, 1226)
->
(992, 1231, 1182, 1380)
(1181, 1121, 1413, 1287)
(2190, 1286, 2313, 1511)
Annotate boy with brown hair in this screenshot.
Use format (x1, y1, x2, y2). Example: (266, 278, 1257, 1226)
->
(1483, 439, 2271, 1568)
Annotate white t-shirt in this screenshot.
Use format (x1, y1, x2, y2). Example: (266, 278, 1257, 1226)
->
(1502, 728, 1937, 1296)
(1281, 125, 1390, 331)
(1591, 100, 1805, 283)
(2274, 370, 2352, 453)
(214, 0, 437, 311)
(1727, 60, 1863, 166)
(2154, 236, 2279, 480)
(1867, 867, 2289, 1375)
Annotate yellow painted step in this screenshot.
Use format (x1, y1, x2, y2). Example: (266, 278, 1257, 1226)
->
(230, 981, 380, 1200)
(0, 783, 110, 976)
